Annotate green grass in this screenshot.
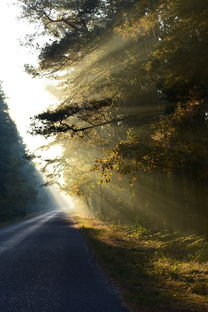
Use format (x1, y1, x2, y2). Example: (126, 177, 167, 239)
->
(72, 214, 208, 312)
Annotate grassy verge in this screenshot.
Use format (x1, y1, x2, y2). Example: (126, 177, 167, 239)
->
(72, 214, 208, 312)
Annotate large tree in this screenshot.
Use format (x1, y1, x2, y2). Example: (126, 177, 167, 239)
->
(17, 0, 208, 234)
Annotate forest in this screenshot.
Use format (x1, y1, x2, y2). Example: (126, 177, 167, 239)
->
(0, 1, 207, 311)
(15, 0, 208, 235)
(0, 84, 56, 221)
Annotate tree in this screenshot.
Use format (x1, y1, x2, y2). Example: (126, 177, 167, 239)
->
(18, 0, 139, 73)
(18, 0, 208, 235)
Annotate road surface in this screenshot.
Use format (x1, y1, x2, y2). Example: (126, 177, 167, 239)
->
(0, 211, 128, 312)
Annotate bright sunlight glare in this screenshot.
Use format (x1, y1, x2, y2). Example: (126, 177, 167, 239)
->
(0, 0, 57, 151)
(0, 0, 70, 204)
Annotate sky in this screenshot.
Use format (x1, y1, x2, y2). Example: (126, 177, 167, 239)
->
(0, 0, 74, 205)
(0, 0, 57, 151)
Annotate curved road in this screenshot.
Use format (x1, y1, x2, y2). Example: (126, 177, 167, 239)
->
(0, 211, 128, 312)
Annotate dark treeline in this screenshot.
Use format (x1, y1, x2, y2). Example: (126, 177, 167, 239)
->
(17, 0, 208, 235)
(0, 86, 56, 222)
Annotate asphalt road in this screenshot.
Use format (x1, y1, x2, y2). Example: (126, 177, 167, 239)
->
(0, 211, 128, 312)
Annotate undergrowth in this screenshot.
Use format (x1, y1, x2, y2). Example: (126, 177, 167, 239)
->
(72, 213, 208, 312)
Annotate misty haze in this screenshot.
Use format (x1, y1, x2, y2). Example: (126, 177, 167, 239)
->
(0, 0, 207, 311)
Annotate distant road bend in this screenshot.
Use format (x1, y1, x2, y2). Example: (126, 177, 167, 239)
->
(0, 211, 127, 312)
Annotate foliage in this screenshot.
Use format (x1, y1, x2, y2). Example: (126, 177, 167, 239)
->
(30, 98, 117, 136)
(18, 0, 138, 72)
(18, 0, 208, 235)
(95, 104, 208, 181)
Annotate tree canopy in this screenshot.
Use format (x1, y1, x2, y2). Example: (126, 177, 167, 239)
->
(18, 0, 208, 235)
